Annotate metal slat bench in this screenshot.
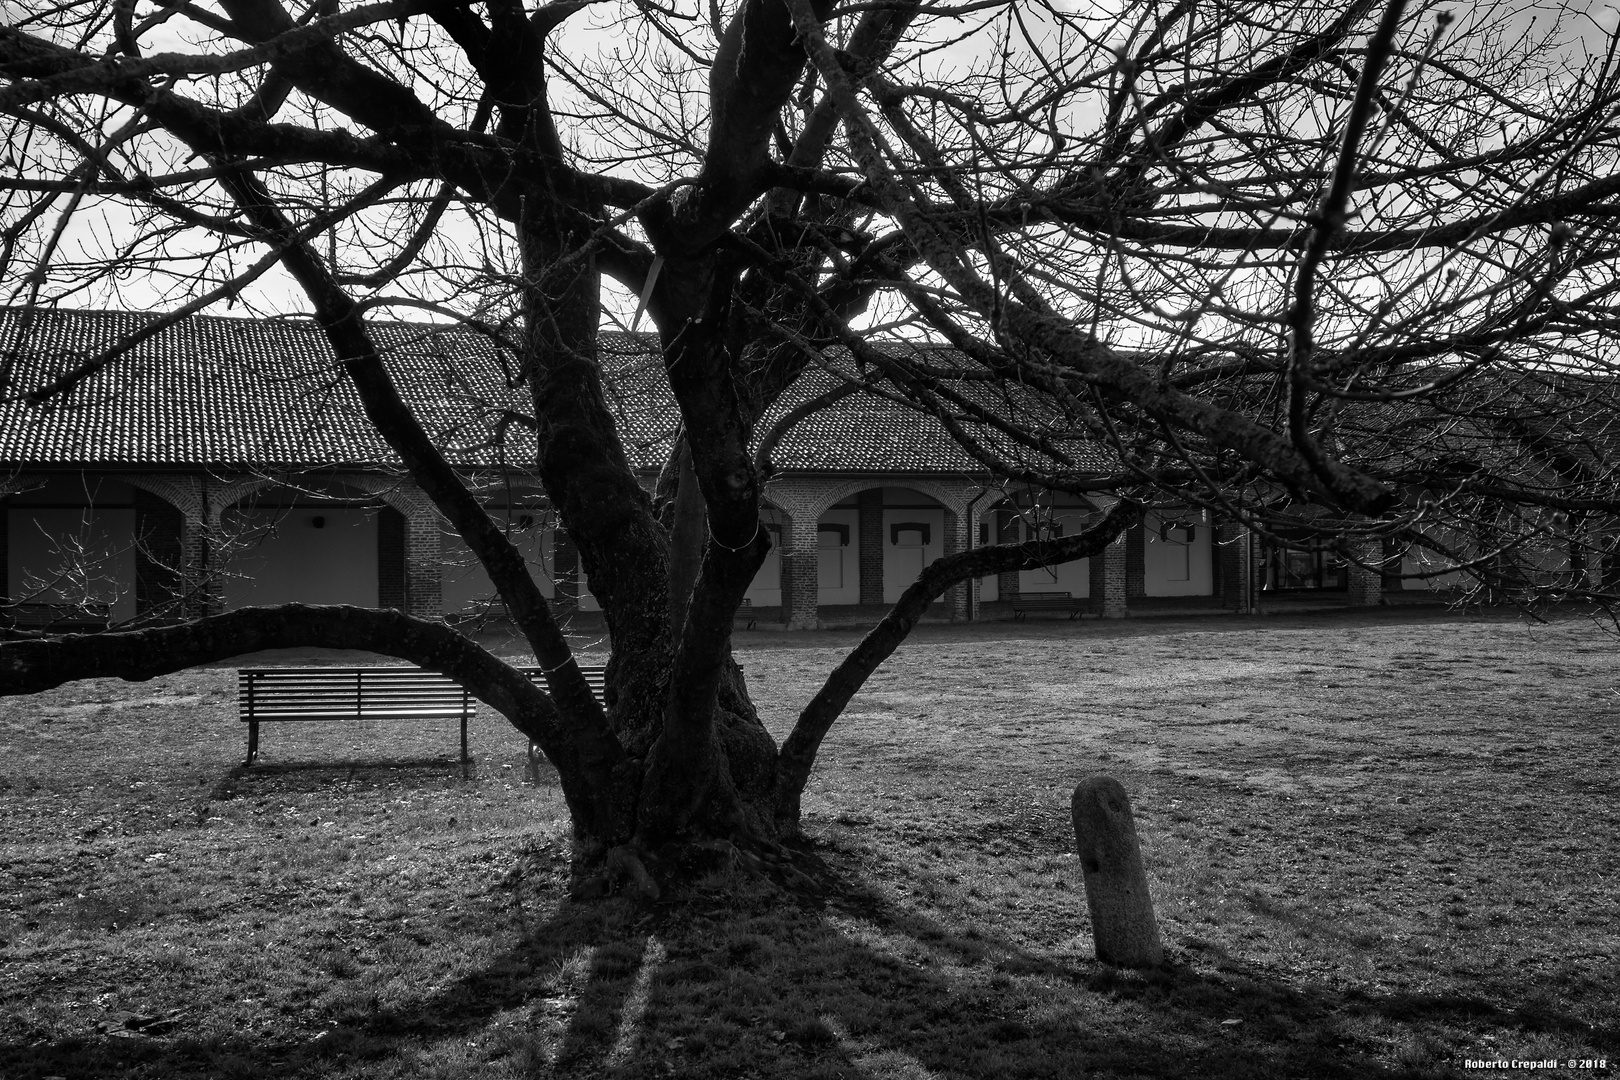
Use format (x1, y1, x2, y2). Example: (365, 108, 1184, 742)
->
(1011, 591, 1084, 620)
(239, 667, 478, 772)
(238, 663, 611, 778)
(518, 665, 607, 782)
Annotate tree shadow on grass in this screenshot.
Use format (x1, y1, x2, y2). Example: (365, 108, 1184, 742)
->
(5, 836, 1614, 1080)
(209, 757, 474, 800)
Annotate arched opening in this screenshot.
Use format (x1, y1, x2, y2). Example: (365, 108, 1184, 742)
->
(217, 479, 386, 610)
(3, 474, 139, 627)
(981, 493, 1101, 605)
(1142, 509, 1214, 597)
(439, 497, 557, 616)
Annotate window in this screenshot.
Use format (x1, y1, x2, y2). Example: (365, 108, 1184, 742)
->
(1159, 520, 1193, 581)
(890, 522, 930, 547)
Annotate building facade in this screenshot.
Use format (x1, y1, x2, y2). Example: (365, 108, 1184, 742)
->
(0, 309, 1405, 633)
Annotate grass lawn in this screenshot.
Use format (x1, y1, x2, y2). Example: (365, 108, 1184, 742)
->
(2, 609, 1617, 1078)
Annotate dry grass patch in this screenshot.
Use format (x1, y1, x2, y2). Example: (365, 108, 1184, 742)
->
(1, 610, 1617, 1078)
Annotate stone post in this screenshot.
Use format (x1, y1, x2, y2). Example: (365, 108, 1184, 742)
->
(1071, 775, 1163, 967)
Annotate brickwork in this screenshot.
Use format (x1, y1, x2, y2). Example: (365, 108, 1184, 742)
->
(1094, 533, 1128, 618)
(402, 505, 443, 618)
(782, 514, 820, 629)
(765, 476, 984, 626)
(941, 509, 966, 619)
(133, 488, 185, 620)
(1345, 540, 1384, 607)
(1215, 522, 1251, 612)
(996, 508, 1020, 600)
(377, 506, 406, 610)
(858, 489, 884, 604)
(126, 474, 212, 618)
(1124, 523, 1145, 600)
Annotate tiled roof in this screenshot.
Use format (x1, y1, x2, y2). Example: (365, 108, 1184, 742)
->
(0, 307, 1112, 476)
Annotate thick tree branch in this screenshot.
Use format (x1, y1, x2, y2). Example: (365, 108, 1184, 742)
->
(773, 498, 1144, 828)
(213, 165, 625, 807)
(0, 604, 618, 831)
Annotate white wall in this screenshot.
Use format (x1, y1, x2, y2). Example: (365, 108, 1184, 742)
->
(220, 507, 378, 609)
(817, 509, 859, 605)
(1143, 512, 1213, 596)
(441, 517, 556, 613)
(1017, 510, 1092, 597)
(883, 500, 945, 602)
(7, 507, 137, 623)
(742, 522, 783, 608)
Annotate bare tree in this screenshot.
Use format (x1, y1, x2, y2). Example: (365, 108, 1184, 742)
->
(3, 0, 1620, 890)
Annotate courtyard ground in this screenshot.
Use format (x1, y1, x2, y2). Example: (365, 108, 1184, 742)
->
(1, 608, 1616, 1078)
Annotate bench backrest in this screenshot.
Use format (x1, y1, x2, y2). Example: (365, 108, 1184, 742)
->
(239, 668, 471, 719)
(519, 664, 607, 706)
(239, 663, 612, 719)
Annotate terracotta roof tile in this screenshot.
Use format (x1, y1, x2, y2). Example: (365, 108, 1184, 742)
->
(0, 308, 1111, 476)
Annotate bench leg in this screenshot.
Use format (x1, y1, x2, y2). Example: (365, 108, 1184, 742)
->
(461, 714, 470, 778)
(244, 720, 259, 767)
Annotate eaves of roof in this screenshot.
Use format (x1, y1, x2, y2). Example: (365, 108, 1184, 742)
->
(0, 307, 1115, 478)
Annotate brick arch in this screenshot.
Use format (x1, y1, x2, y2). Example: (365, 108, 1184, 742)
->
(335, 473, 438, 519)
(784, 477, 980, 525)
(124, 475, 204, 522)
(206, 477, 280, 523)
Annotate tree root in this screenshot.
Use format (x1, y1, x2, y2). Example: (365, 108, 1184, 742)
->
(567, 834, 830, 904)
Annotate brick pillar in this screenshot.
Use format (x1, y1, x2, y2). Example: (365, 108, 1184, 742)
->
(186, 514, 222, 618)
(376, 506, 406, 610)
(944, 509, 968, 620)
(782, 513, 819, 630)
(1217, 522, 1253, 613)
(402, 502, 443, 618)
(1092, 532, 1128, 618)
(1124, 522, 1146, 602)
(553, 527, 580, 613)
(134, 489, 185, 621)
(1346, 541, 1383, 607)
(996, 508, 1020, 600)
(858, 489, 884, 605)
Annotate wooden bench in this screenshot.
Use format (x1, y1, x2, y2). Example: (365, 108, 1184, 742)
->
(239, 667, 478, 772)
(737, 597, 755, 630)
(1010, 591, 1084, 620)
